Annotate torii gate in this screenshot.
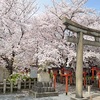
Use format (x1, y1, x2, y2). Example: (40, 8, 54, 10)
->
(62, 17, 100, 98)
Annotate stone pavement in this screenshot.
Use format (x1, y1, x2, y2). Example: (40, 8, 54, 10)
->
(56, 83, 100, 100)
(0, 90, 100, 100)
(69, 91, 100, 100)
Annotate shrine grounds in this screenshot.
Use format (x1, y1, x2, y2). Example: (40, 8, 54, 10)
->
(0, 83, 100, 100)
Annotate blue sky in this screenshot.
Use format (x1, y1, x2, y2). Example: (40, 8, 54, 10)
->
(37, 0, 100, 12)
(85, 0, 100, 11)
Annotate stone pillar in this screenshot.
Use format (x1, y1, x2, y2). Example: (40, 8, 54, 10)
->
(88, 85, 91, 95)
(76, 32, 83, 98)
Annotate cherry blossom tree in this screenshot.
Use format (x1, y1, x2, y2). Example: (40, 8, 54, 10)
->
(34, 0, 100, 67)
(0, 0, 38, 74)
(0, 0, 100, 74)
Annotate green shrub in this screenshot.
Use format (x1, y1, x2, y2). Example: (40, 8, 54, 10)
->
(7, 73, 30, 85)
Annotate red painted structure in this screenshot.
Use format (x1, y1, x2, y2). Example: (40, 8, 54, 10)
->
(91, 66, 98, 82)
(51, 67, 73, 94)
(60, 71, 70, 95)
(49, 66, 100, 94)
(51, 68, 59, 89)
(83, 71, 87, 88)
(97, 69, 100, 89)
(53, 71, 57, 90)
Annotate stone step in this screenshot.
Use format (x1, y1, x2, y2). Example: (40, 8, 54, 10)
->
(34, 82, 52, 87)
(29, 90, 58, 98)
(33, 86, 55, 93)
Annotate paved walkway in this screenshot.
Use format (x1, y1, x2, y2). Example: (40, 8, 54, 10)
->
(56, 83, 100, 100)
(0, 92, 100, 100)
(0, 91, 100, 100)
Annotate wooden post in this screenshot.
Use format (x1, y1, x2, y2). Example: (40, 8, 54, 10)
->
(18, 79, 21, 91)
(91, 67, 94, 82)
(99, 80, 100, 89)
(76, 32, 83, 98)
(3, 79, 6, 94)
(10, 79, 13, 93)
(33, 78, 37, 85)
(97, 72, 100, 89)
(83, 72, 87, 88)
(53, 74, 56, 90)
(65, 74, 68, 95)
(29, 79, 31, 89)
(91, 67, 97, 82)
(60, 72, 69, 95)
(24, 79, 26, 89)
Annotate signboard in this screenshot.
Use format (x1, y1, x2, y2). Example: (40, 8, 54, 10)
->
(30, 65, 38, 78)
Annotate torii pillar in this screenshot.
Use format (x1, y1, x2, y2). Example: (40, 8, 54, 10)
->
(76, 32, 83, 98)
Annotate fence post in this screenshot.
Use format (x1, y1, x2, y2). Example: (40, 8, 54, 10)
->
(10, 79, 13, 93)
(29, 79, 31, 89)
(88, 85, 91, 95)
(24, 79, 26, 89)
(3, 79, 6, 94)
(18, 79, 21, 91)
(33, 78, 36, 84)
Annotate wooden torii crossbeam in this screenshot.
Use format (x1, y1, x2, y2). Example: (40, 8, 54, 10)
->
(62, 17, 100, 98)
